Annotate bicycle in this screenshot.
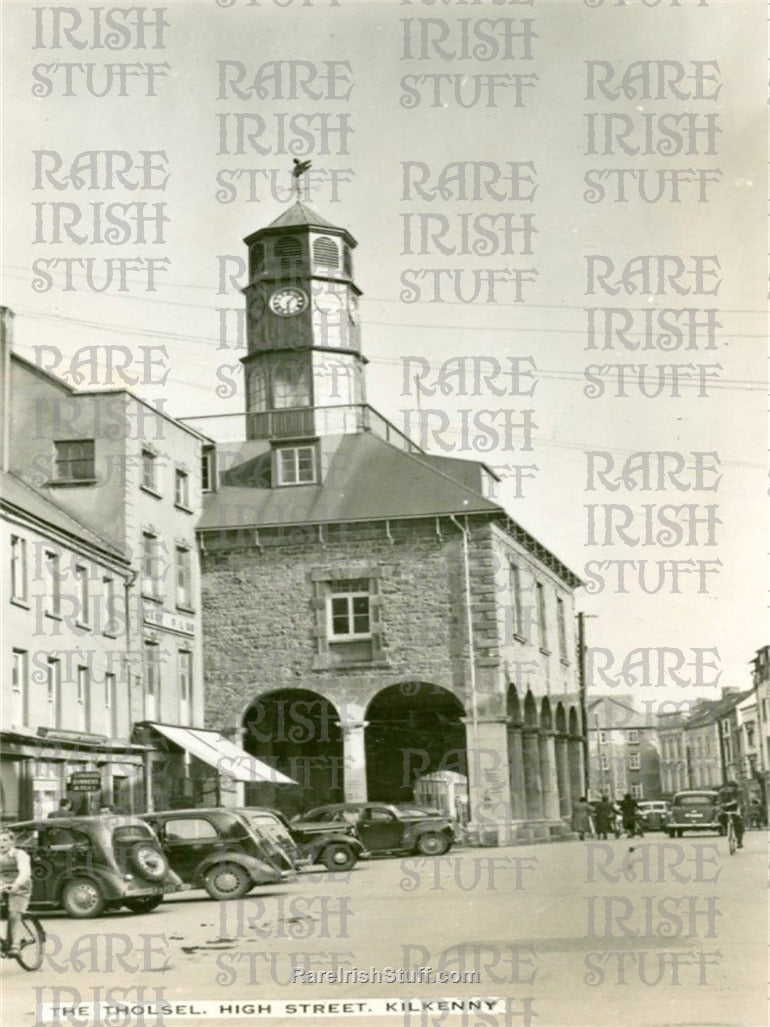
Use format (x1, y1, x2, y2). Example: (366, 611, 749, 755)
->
(0, 891, 45, 971)
(724, 810, 739, 856)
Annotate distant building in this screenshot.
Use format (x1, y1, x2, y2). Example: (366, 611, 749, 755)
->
(658, 688, 753, 796)
(186, 200, 585, 842)
(748, 644, 770, 820)
(586, 694, 662, 800)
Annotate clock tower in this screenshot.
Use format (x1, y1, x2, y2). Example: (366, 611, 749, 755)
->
(241, 200, 365, 445)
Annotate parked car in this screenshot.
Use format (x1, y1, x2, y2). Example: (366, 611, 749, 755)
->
(11, 815, 181, 918)
(636, 801, 670, 832)
(666, 790, 720, 837)
(251, 808, 366, 871)
(141, 808, 294, 900)
(297, 802, 455, 856)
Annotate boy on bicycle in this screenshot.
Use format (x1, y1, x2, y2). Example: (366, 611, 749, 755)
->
(0, 829, 33, 955)
(717, 781, 745, 849)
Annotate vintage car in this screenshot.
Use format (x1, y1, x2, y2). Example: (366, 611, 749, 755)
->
(141, 808, 294, 900)
(251, 808, 366, 871)
(666, 790, 721, 837)
(636, 800, 670, 832)
(11, 815, 181, 918)
(297, 802, 455, 857)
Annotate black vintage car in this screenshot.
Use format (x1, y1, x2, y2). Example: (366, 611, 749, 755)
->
(251, 808, 366, 871)
(12, 815, 180, 918)
(141, 808, 293, 900)
(297, 802, 455, 857)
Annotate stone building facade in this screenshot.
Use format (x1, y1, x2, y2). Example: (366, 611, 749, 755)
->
(192, 199, 585, 841)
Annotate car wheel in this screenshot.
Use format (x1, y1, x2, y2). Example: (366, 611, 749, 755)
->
(130, 844, 168, 881)
(667, 830, 676, 839)
(123, 895, 164, 914)
(203, 863, 251, 901)
(61, 878, 106, 918)
(323, 844, 357, 871)
(416, 832, 450, 856)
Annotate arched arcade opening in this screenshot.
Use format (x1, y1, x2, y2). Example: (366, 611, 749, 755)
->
(365, 683, 466, 803)
(242, 688, 343, 816)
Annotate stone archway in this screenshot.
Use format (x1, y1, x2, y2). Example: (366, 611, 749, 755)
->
(364, 683, 466, 803)
(242, 688, 343, 816)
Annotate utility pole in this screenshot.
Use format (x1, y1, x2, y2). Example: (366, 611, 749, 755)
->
(577, 611, 590, 794)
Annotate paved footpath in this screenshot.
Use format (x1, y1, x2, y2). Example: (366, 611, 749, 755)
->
(2, 830, 766, 1027)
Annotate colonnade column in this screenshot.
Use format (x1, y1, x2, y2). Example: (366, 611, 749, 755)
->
(522, 727, 544, 820)
(555, 734, 572, 818)
(338, 721, 368, 803)
(507, 722, 526, 820)
(539, 731, 560, 820)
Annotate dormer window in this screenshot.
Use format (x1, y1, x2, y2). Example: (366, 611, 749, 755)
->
(247, 368, 268, 412)
(273, 360, 310, 409)
(276, 445, 317, 486)
(313, 236, 339, 269)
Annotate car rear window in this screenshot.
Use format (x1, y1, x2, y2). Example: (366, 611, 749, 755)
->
(675, 795, 715, 806)
(249, 814, 293, 845)
(113, 824, 155, 844)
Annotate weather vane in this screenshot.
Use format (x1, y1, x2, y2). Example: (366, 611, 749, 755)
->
(292, 159, 313, 199)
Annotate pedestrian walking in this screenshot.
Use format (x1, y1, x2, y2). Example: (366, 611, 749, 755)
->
(594, 795, 615, 840)
(572, 796, 594, 840)
(619, 792, 643, 838)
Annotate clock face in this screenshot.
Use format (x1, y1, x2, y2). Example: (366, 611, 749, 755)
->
(314, 289, 343, 315)
(269, 287, 308, 317)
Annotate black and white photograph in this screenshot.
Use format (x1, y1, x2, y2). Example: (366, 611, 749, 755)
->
(0, 1, 767, 1025)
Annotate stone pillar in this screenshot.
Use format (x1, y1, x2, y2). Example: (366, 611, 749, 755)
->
(568, 736, 584, 803)
(463, 716, 512, 841)
(338, 721, 368, 803)
(539, 731, 560, 820)
(522, 728, 544, 820)
(507, 723, 526, 820)
(555, 735, 572, 818)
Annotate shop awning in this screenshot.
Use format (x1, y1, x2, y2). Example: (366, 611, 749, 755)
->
(147, 724, 296, 785)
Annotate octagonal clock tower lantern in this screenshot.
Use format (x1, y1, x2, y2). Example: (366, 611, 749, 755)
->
(241, 195, 366, 444)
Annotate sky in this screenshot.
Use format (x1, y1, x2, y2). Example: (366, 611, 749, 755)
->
(2, 0, 767, 705)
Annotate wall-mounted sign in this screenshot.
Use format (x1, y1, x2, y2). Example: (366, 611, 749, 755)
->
(142, 602, 195, 637)
(69, 771, 102, 793)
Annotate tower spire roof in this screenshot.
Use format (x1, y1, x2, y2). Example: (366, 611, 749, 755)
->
(244, 200, 357, 246)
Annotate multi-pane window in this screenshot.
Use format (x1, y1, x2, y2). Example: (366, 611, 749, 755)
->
(46, 658, 60, 727)
(142, 533, 163, 597)
(76, 665, 89, 731)
(328, 580, 371, 640)
(201, 450, 213, 493)
(144, 642, 160, 720)
(105, 672, 117, 737)
(277, 446, 316, 485)
(141, 449, 158, 492)
(54, 439, 95, 481)
(45, 551, 61, 617)
(509, 563, 524, 640)
(176, 547, 193, 609)
(626, 729, 639, 744)
(631, 783, 644, 799)
(174, 469, 190, 509)
(11, 649, 28, 726)
(536, 582, 548, 652)
(557, 597, 568, 662)
(272, 362, 310, 409)
(10, 535, 28, 603)
(628, 753, 640, 770)
(598, 730, 608, 744)
(75, 565, 89, 626)
(600, 753, 609, 770)
(179, 650, 192, 724)
(247, 369, 268, 412)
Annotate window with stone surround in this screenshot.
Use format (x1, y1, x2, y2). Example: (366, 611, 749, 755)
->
(310, 568, 384, 668)
(276, 445, 317, 486)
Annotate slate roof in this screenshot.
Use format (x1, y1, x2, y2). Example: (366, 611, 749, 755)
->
(200, 431, 498, 530)
(199, 431, 581, 586)
(244, 201, 356, 245)
(1, 471, 128, 563)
